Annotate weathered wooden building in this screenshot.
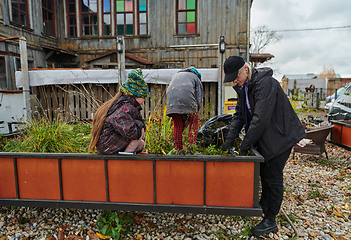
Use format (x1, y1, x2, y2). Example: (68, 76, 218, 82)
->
(0, 0, 252, 90)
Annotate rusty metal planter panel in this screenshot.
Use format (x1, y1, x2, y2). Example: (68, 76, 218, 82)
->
(0, 151, 263, 216)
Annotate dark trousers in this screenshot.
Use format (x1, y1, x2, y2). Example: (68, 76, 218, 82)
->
(259, 147, 292, 220)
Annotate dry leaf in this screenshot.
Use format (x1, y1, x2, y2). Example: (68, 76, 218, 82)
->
(95, 232, 110, 239)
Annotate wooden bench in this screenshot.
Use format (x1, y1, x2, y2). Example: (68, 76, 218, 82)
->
(0, 151, 264, 216)
(292, 125, 334, 160)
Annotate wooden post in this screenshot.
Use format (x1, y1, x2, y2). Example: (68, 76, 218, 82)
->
(19, 36, 31, 119)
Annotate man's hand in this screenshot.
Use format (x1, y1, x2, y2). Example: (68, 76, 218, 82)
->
(221, 138, 235, 151)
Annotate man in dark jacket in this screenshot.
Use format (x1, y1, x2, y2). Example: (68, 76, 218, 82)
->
(221, 55, 306, 237)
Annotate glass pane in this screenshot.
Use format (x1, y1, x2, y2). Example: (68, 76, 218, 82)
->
(178, 0, 186, 10)
(48, 13, 53, 22)
(70, 26, 77, 36)
(69, 16, 76, 25)
(187, 22, 195, 34)
(117, 25, 124, 35)
(116, 0, 124, 12)
(116, 13, 124, 24)
(83, 16, 89, 24)
(187, 0, 195, 10)
(48, 0, 52, 11)
(43, 10, 48, 20)
(12, 8, 19, 23)
(92, 26, 98, 35)
(125, 0, 133, 11)
(104, 25, 111, 35)
(82, 0, 89, 12)
(139, 12, 146, 23)
(139, 0, 146, 11)
(187, 11, 195, 22)
(139, 24, 146, 35)
(104, 14, 111, 24)
(178, 12, 186, 22)
(178, 23, 186, 34)
(83, 26, 89, 35)
(103, 0, 110, 12)
(69, 3, 76, 13)
(126, 13, 133, 24)
(20, 13, 26, 25)
(43, 0, 47, 9)
(91, 14, 97, 24)
(20, 3, 26, 11)
(90, 1, 97, 13)
(126, 24, 133, 35)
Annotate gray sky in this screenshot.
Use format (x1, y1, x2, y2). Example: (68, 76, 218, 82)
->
(250, 0, 351, 81)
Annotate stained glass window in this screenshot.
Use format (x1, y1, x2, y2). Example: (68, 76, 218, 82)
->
(116, 0, 134, 36)
(177, 0, 197, 34)
(138, 0, 147, 35)
(103, 0, 111, 35)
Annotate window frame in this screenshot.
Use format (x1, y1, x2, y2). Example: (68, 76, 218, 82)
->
(115, 0, 135, 36)
(80, 0, 99, 37)
(66, 0, 77, 37)
(102, 0, 112, 36)
(42, 0, 56, 36)
(11, 0, 30, 27)
(137, 0, 148, 36)
(176, 0, 197, 35)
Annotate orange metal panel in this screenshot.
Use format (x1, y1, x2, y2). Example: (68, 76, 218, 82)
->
(61, 159, 106, 202)
(156, 161, 204, 205)
(331, 124, 342, 143)
(108, 160, 153, 203)
(340, 124, 351, 147)
(0, 157, 16, 198)
(206, 162, 254, 207)
(17, 158, 60, 200)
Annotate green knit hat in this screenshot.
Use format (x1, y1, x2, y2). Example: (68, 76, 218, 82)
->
(119, 68, 149, 98)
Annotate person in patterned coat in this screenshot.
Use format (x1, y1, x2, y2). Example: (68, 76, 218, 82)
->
(89, 68, 149, 154)
(166, 67, 203, 154)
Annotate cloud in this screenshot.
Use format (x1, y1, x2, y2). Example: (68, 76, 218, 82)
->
(251, 0, 351, 80)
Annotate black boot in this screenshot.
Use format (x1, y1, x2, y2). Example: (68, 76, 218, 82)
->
(251, 218, 278, 237)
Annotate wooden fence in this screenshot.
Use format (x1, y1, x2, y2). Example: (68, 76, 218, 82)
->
(32, 82, 218, 122)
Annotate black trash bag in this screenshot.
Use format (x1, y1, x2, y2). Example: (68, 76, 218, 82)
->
(196, 113, 234, 147)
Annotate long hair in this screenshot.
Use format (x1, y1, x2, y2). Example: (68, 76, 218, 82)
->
(89, 91, 123, 152)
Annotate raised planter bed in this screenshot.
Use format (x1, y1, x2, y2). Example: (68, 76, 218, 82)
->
(329, 120, 351, 150)
(0, 151, 264, 216)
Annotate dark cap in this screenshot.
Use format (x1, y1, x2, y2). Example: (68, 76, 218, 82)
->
(223, 55, 245, 82)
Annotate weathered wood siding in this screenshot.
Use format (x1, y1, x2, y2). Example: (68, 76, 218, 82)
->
(33, 82, 218, 121)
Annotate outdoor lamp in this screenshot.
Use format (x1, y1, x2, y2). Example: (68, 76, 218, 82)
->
(117, 37, 123, 53)
(219, 36, 226, 53)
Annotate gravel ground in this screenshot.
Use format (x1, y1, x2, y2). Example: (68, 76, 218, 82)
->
(1, 110, 350, 240)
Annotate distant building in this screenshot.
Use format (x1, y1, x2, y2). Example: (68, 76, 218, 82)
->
(281, 73, 341, 99)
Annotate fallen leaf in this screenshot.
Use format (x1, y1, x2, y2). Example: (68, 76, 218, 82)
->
(95, 232, 109, 239)
(64, 235, 83, 240)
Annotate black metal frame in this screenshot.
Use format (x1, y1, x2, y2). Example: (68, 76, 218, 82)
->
(0, 151, 264, 216)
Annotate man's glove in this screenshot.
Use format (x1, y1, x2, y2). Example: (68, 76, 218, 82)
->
(239, 149, 248, 156)
(221, 138, 235, 151)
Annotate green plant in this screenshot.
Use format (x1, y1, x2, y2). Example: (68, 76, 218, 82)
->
(3, 117, 91, 153)
(96, 210, 134, 240)
(145, 105, 174, 154)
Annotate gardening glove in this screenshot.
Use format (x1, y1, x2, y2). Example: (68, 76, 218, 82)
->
(221, 138, 235, 151)
(239, 149, 248, 156)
